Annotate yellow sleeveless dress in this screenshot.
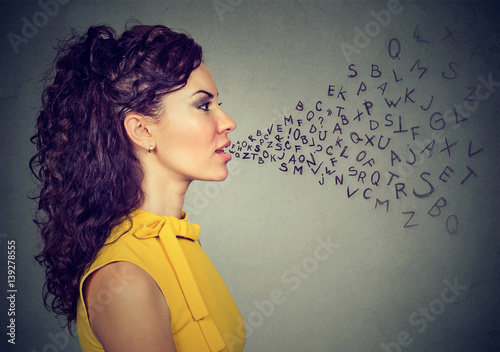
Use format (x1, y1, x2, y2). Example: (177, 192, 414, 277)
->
(76, 209, 246, 352)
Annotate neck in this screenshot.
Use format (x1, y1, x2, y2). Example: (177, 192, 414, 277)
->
(140, 173, 191, 219)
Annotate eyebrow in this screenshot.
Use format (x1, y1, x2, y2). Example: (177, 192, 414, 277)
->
(192, 90, 218, 99)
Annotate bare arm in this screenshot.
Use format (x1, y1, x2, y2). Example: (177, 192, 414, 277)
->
(83, 261, 177, 352)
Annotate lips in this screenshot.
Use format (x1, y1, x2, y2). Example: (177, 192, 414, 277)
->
(215, 141, 232, 161)
(215, 141, 231, 153)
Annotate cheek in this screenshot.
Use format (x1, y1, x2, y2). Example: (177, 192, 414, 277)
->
(167, 119, 216, 154)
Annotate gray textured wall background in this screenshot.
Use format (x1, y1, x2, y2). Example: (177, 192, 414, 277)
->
(1, 0, 499, 351)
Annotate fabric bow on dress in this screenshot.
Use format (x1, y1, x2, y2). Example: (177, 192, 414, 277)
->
(132, 211, 226, 352)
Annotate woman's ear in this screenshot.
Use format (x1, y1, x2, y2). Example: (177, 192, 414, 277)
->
(123, 113, 156, 153)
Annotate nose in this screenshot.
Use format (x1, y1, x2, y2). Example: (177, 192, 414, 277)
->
(218, 108, 237, 133)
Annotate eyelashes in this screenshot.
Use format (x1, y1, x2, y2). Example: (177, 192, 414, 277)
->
(196, 100, 222, 112)
(198, 102, 211, 111)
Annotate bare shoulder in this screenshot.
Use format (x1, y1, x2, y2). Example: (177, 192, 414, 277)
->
(83, 261, 177, 352)
(84, 261, 154, 298)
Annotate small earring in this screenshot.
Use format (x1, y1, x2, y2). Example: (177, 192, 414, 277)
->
(148, 145, 154, 153)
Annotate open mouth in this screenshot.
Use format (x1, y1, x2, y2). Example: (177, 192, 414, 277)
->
(215, 141, 231, 154)
(215, 141, 232, 161)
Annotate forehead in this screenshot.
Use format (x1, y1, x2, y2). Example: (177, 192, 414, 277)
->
(181, 64, 217, 96)
(159, 64, 218, 112)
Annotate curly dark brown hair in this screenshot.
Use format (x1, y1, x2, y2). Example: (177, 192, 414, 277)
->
(29, 24, 202, 327)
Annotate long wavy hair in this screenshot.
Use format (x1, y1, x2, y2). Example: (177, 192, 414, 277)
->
(30, 24, 203, 327)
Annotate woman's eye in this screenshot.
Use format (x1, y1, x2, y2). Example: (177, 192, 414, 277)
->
(198, 102, 211, 111)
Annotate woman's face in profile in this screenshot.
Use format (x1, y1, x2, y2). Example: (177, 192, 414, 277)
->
(153, 64, 237, 183)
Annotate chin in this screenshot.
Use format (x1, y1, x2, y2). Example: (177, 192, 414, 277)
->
(213, 173, 229, 182)
(210, 169, 230, 182)
(195, 164, 230, 182)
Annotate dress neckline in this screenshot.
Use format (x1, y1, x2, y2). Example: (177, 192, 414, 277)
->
(107, 208, 201, 243)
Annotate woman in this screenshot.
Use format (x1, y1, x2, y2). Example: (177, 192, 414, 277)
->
(30, 24, 245, 351)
